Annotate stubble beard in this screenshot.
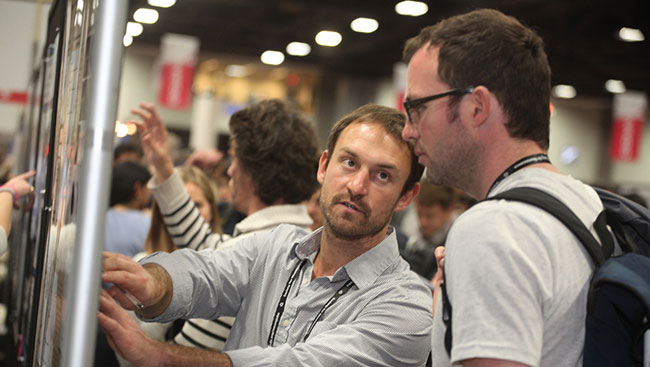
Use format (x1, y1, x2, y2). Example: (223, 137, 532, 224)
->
(320, 194, 392, 241)
(425, 109, 481, 190)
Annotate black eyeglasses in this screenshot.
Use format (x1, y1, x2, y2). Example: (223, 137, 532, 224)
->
(403, 87, 475, 124)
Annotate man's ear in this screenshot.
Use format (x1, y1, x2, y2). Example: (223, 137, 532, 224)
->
(469, 86, 491, 127)
(317, 150, 329, 185)
(394, 182, 420, 213)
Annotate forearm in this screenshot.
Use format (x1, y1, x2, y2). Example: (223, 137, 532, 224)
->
(154, 342, 233, 367)
(0, 191, 14, 234)
(136, 263, 174, 319)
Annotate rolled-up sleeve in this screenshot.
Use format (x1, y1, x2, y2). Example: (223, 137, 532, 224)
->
(138, 238, 260, 323)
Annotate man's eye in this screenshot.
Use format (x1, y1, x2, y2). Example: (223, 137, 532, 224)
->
(377, 172, 390, 182)
(343, 159, 355, 168)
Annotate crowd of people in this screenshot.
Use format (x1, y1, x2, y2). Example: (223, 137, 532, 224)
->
(0, 7, 648, 367)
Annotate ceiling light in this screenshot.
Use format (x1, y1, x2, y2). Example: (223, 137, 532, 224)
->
(618, 27, 644, 42)
(260, 50, 285, 65)
(395, 1, 428, 16)
(123, 35, 133, 47)
(605, 79, 626, 94)
(125, 22, 143, 37)
(286, 42, 311, 56)
(115, 121, 129, 137)
(133, 8, 159, 24)
(552, 84, 576, 99)
(224, 64, 249, 77)
(350, 17, 379, 33)
(315, 30, 342, 47)
(148, 0, 175, 8)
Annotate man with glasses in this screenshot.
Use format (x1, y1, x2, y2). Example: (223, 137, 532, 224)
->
(402, 9, 604, 366)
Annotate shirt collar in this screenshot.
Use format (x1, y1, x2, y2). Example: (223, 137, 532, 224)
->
(291, 226, 401, 289)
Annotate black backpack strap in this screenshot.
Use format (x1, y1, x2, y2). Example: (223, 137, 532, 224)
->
(441, 265, 452, 356)
(489, 187, 608, 267)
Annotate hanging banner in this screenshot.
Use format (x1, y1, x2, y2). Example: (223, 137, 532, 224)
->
(157, 33, 199, 110)
(609, 91, 647, 161)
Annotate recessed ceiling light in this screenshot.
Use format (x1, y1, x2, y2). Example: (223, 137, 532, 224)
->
(133, 8, 159, 24)
(286, 42, 311, 56)
(315, 30, 342, 47)
(605, 79, 626, 94)
(260, 50, 285, 65)
(224, 64, 248, 77)
(148, 0, 176, 8)
(618, 27, 644, 42)
(125, 22, 143, 37)
(552, 84, 576, 99)
(395, 1, 428, 16)
(123, 35, 133, 47)
(350, 17, 379, 33)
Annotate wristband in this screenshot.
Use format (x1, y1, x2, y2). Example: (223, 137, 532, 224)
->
(0, 185, 17, 206)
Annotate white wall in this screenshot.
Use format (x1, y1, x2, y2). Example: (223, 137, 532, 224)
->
(0, 1, 50, 134)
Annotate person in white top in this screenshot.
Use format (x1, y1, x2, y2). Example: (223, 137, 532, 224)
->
(401, 9, 604, 366)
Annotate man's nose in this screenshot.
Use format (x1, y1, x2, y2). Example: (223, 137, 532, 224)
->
(347, 169, 369, 197)
(402, 120, 419, 141)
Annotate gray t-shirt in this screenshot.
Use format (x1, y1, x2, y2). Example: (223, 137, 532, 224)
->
(432, 168, 603, 366)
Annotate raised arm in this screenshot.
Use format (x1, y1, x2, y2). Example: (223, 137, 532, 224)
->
(128, 102, 175, 183)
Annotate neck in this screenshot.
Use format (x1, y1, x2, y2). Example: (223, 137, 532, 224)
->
(474, 142, 558, 199)
(112, 202, 140, 211)
(241, 195, 286, 215)
(312, 224, 387, 279)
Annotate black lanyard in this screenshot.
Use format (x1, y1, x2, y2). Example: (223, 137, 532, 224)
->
(267, 259, 355, 346)
(487, 153, 550, 196)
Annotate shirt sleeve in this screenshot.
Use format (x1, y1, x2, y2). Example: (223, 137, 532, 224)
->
(226, 280, 433, 367)
(444, 202, 550, 365)
(138, 237, 262, 323)
(148, 171, 229, 250)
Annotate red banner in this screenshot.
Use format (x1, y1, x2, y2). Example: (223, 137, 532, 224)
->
(158, 63, 194, 109)
(609, 117, 643, 161)
(609, 92, 647, 161)
(157, 33, 199, 110)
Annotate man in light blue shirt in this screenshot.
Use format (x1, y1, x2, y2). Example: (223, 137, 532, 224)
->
(99, 104, 432, 367)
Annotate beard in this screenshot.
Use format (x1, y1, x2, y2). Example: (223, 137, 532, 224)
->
(320, 193, 393, 241)
(425, 114, 481, 189)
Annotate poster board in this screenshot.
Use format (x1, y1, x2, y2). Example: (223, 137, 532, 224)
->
(5, 0, 97, 365)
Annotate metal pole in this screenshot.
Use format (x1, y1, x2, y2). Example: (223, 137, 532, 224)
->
(61, 1, 127, 366)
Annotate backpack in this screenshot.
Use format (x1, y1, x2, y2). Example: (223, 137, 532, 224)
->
(441, 186, 650, 366)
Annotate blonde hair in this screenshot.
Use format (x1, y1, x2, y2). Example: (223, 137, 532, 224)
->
(144, 166, 222, 254)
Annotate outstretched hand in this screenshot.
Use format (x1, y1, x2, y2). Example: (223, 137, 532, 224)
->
(102, 252, 163, 312)
(3, 170, 36, 210)
(128, 102, 175, 182)
(98, 289, 161, 367)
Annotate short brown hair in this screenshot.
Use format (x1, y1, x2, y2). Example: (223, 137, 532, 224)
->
(230, 99, 320, 205)
(326, 104, 424, 195)
(403, 9, 551, 150)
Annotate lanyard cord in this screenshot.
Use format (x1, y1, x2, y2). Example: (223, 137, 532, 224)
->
(486, 153, 550, 196)
(267, 259, 355, 346)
